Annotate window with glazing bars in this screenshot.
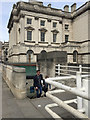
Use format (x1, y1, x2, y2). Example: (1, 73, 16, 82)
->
(27, 18, 32, 24)
(27, 31, 32, 40)
(65, 35, 69, 42)
(65, 24, 69, 30)
(53, 22, 57, 28)
(40, 20, 45, 26)
(53, 33, 57, 42)
(41, 32, 45, 41)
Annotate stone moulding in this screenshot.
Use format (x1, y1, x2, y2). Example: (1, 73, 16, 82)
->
(51, 29, 59, 33)
(25, 26, 35, 30)
(24, 40, 35, 43)
(38, 28, 47, 32)
(7, 1, 90, 33)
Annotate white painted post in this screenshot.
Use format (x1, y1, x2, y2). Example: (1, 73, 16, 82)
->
(36, 64, 38, 70)
(83, 78, 90, 118)
(79, 65, 82, 73)
(58, 64, 60, 76)
(76, 72, 83, 110)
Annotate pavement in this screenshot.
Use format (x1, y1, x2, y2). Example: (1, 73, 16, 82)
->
(2, 80, 77, 119)
(1, 63, 78, 119)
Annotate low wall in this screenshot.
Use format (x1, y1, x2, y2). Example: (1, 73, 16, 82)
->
(2, 64, 27, 99)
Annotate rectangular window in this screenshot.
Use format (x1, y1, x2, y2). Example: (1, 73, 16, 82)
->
(53, 33, 57, 42)
(53, 22, 57, 28)
(27, 31, 32, 40)
(27, 18, 32, 24)
(65, 24, 69, 30)
(65, 35, 69, 43)
(40, 20, 45, 26)
(41, 32, 45, 42)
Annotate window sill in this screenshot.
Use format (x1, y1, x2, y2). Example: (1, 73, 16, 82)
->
(61, 42, 68, 44)
(73, 62, 77, 63)
(24, 40, 35, 43)
(64, 29, 69, 32)
(51, 42, 60, 45)
(38, 41, 48, 44)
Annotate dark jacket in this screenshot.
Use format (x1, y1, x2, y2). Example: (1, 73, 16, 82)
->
(42, 79, 48, 93)
(33, 74, 45, 87)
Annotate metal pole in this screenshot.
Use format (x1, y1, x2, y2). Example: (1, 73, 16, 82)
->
(45, 103, 61, 119)
(46, 92, 88, 119)
(79, 65, 82, 73)
(83, 79, 90, 118)
(76, 72, 83, 110)
(58, 64, 60, 76)
(45, 79, 90, 100)
(46, 76, 76, 81)
(46, 75, 89, 81)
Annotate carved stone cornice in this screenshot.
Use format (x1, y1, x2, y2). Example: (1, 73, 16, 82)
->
(7, 1, 90, 33)
(25, 26, 35, 30)
(51, 29, 59, 33)
(38, 28, 47, 32)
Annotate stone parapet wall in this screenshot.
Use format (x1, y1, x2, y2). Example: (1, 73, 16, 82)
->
(2, 64, 27, 99)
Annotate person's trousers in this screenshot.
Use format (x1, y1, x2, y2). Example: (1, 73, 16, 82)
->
(36, 85, 42, 98)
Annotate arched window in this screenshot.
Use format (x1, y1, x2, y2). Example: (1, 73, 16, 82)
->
(41, 50, 47, 53)
(27, 50, 34, 63)
(73, 50, 78, 62)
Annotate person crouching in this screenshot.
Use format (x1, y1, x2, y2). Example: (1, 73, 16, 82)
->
(33, 70, 44, 98)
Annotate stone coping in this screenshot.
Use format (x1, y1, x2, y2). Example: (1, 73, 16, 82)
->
(13, 67, 26, 73)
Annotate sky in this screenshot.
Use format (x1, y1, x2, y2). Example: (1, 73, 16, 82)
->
(0, 0, 88, 42)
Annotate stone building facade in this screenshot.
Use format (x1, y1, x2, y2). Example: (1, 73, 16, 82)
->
(1, 42, 9, 62)
(7, 1, 90, 65)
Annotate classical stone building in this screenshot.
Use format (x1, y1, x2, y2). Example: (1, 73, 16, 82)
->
(7, 0, 90, 65)
(2, 42, 9, 62)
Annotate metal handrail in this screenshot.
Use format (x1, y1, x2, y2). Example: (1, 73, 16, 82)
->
(55, 72, 71, 76)
(46, 92, 88, 119)
(56, 68, 78, 73)
(56, 65, 79, 68)
(55, 64, 90, 76)
(56, 64, 90, 69)
(45, 78, 90, 101)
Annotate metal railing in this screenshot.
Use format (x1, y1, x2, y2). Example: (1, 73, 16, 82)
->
(55, 64, 90, 76)
(45, 64, 90, 119)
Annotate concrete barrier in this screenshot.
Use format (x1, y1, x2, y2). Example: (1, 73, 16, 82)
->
(2, 64, 27, 99)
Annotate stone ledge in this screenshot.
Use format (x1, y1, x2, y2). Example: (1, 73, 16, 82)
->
(24, 40, 35, 43)
(13, 67, 26, 73)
